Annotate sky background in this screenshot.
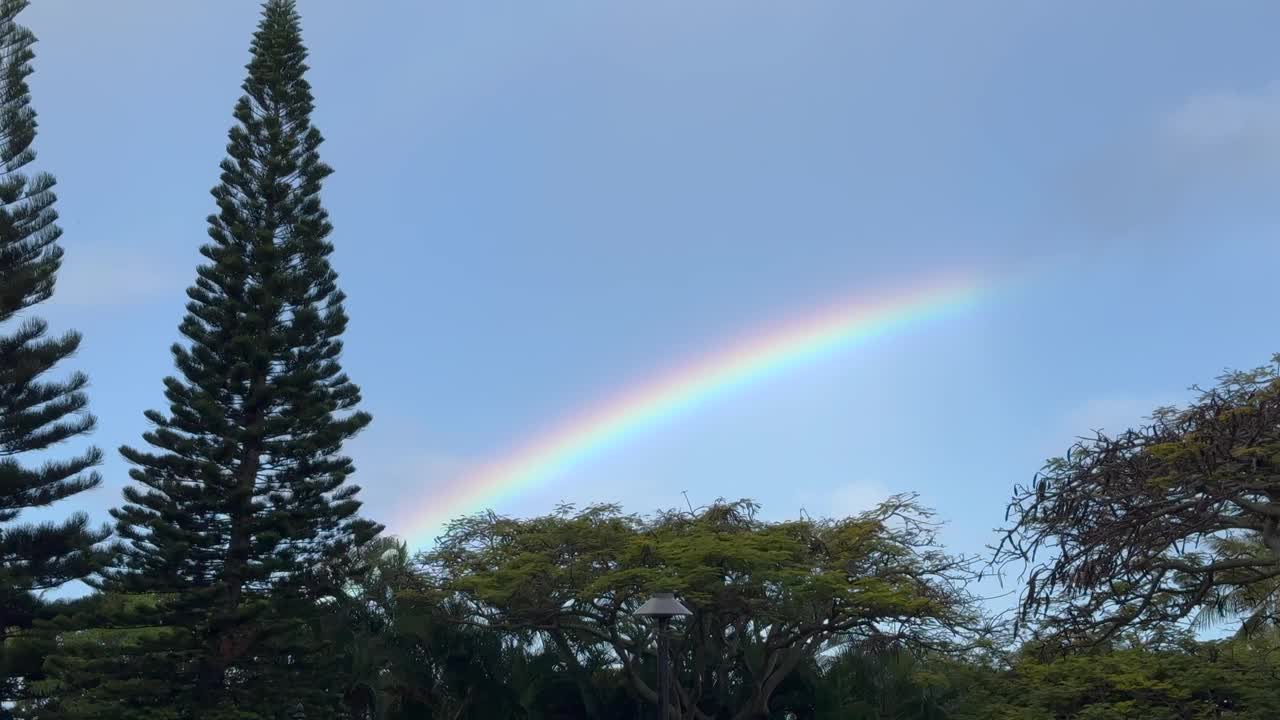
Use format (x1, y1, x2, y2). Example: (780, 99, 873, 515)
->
(17, 1, 1280, 609)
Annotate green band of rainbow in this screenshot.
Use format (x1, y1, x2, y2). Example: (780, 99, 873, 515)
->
(402, 274, 987, 548)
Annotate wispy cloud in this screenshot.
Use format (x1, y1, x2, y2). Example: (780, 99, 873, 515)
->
(1160, 84, 1280, 155)
(342, 418, 477, 540)
(47, 246, 187, 310)
(827, 479, 892, 519)
(1014, 391, 1188, 476)
(1062, 83, 1280, 237)
(1060, 394, 1172, 438)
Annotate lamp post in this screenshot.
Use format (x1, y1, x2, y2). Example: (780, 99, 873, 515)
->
(635, 591, 691, 720)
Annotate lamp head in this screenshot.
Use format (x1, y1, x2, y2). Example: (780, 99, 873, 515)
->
(634, 591, 691, 619)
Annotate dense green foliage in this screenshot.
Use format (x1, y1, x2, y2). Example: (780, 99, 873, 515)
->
(0, 0, 111, 703)
(24, 2, 379, 717)
(2, 0, 1280, 718)
(424, 497, 987, 720)
(980, 641, 1280, 719)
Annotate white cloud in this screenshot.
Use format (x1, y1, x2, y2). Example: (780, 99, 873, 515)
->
(1061, 395, 1162, 437)
(1160, 84, 1280, 152)
(1017, 391, 1191, 476)
(47, 247, 187, 309)
(1053, 391, 1189, 452)
(1062, 83, 1280, 237)
(828, 479, 892, 519)
(341, 420, 478, 540)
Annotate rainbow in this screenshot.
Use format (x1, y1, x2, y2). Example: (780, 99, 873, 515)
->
(402, 273, 988, 548)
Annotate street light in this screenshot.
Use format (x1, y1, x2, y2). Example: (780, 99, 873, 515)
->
(635, 591, 691, 720)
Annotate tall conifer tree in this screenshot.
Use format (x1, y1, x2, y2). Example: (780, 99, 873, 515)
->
(0, 0, 110, 689)
(43, 2, 380, 715)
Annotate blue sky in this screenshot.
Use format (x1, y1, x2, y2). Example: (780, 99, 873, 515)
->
(19, 0, 1280, 598)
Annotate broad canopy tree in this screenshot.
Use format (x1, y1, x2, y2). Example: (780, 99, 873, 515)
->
(997, 356, 1280, 645)
(424, 496, 985, 720)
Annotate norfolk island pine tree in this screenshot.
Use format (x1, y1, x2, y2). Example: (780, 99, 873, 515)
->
(36, 2, 381, 717)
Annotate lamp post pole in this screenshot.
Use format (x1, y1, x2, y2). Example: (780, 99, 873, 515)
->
(634, 591, 691, 720)
(657, 615, 670, 718)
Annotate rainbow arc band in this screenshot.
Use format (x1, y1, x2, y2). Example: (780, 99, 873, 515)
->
(403, 273, 987, 549)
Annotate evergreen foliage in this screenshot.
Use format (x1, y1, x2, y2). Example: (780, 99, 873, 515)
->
(35, 2, 378, 716)
(0, 0, 110, 701)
